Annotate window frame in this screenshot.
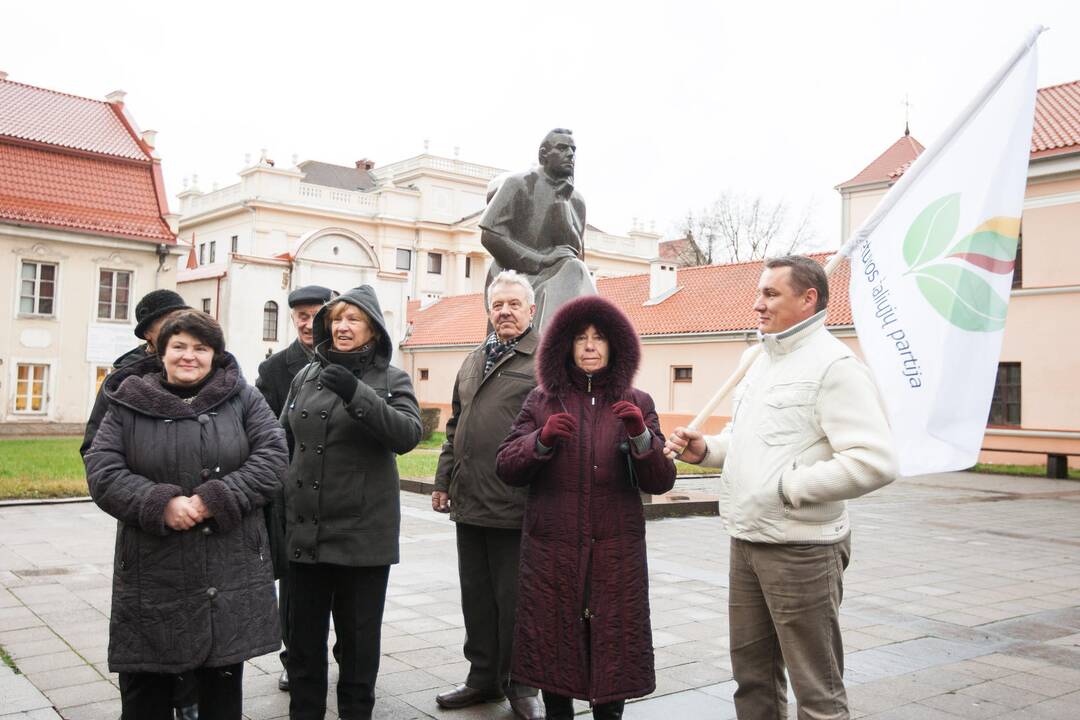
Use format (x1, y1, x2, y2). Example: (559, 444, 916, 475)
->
(96, 268, 133, 322)
(230, 235, 239, 254)
(209, 240, 217, 264)
(419, 368, 429, 381)
(396, 248, 412, 271)
(988, 362, 1021, 427)
(18, 260, 59, 317)
(464, 256, 472, 279)
(199, 243, 205, 265)
(263, 300, 279, 342)
(673, 366, 693, 383)
(426, 252, 443, 275)
(13, 362, 50, 414)
(201, 298, 212, 314)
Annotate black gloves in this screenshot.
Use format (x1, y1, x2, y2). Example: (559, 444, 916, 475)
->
(320, 364, 359, 402)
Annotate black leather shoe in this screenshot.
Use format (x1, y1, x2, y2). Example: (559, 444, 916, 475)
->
(435, 684, 505, 709)
(509, 694, 546, 720)
(278, 669, 289, 692)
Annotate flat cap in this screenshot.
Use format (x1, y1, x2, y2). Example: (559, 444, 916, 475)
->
(288, 285, 335, 308)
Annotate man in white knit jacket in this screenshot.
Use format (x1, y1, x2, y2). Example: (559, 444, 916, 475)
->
(666, 255, 897, 720)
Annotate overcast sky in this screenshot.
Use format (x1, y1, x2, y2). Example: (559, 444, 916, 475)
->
(4, 1, 1078, 249)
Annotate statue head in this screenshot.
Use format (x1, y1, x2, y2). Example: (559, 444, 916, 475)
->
(538, 128, 575, 179)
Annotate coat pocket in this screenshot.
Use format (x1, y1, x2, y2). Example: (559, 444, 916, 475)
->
(758, 382, 818, 446)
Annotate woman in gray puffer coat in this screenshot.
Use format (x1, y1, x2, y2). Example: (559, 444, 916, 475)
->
(85, 310, 287, 719)
(281, 285, 422, 720)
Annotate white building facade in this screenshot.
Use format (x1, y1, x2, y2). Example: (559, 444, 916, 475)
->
(176, 153, 662, 379)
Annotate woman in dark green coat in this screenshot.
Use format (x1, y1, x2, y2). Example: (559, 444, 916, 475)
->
(281, 285, 422, 720)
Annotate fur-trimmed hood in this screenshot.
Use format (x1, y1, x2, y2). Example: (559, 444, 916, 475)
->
(537, 294, 641, 399)
(312, 285, 393, 369)
(106, 351, 244, 418)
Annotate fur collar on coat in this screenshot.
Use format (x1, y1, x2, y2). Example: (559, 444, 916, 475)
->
(536, 294, 641, 400)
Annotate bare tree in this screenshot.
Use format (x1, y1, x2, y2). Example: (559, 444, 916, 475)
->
(677, 191, 817, 266)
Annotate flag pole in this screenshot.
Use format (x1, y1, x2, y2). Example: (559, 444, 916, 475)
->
(680, 25, 1045, 436)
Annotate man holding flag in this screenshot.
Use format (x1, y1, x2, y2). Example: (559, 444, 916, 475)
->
(667, 25, 1042, 719)
(666, 255, 896, 719)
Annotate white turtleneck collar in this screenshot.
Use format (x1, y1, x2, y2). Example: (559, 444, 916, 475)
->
(759, 310, 828, 357)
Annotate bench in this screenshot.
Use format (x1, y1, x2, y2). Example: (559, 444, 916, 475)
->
(980, 447, 1077, 479)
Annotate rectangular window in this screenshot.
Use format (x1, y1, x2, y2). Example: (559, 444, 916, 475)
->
(989, 362, 1021, 426)
(673, 366, 693, 383)
(427, 252, 443, 275)
(95, 366, 110, 394)
(202, 298, 212, 314)
(14, 363, 48, 413)
(396, 248, 412, 271)
(465, 256, 472, 278)
(209, 241, 217, 264)
(230, 235, 239, 253)
(19, 261, 57, 316)
(97, 269, 132, 321)
(199, 244, 206, 265)
(419, 369, 429, 381)
(1012, 232, 1023, 288)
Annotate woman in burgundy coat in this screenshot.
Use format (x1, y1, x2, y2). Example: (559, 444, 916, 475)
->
(496, 295, 676, 719)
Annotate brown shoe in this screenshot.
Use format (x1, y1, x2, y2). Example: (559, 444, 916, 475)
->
(435, 684, 505, 709)
(509, 693, 546, 720)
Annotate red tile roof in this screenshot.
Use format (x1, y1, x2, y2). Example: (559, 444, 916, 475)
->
(837, 134, 925, 190)
(0, 80, 148, 159)
(840, 80, 1080, 189)
(0, 78, 174, 243)
(1031, 79, 1080, 159)
(402, 254, 853, 348)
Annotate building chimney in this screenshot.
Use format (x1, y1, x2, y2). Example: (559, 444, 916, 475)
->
(646, 259, 678, 304)
(356, 159, 376, 171)
(105, 89, 127, 104)
(0, 71, 8, 81)
(141, 129, 158, 148)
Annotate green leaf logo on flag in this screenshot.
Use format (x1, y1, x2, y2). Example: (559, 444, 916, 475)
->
(903, 195, 1019, 332)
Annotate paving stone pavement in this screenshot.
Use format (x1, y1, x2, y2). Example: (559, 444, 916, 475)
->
(2, 471, 1080, 719)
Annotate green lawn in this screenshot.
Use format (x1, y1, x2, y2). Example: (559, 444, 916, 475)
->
(972, 462, 1079, 480)
(0, 435, 445, 499)
(0, 437, 87, 499)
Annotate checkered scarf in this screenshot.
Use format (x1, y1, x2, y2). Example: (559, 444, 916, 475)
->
(483, 327, 531, 375)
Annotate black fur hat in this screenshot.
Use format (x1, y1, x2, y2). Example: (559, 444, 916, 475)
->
(134, 290, 190, 340)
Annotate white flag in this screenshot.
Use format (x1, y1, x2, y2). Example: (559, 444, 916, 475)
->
(844, 27, 1042, 476)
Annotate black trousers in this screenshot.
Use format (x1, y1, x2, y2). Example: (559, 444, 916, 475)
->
(119, 663, 243, 720)
(287, 562, 390, 720)
(456, 523, 532, 695)
(278, 574, 291, 666)
(542, 691, 625, 719)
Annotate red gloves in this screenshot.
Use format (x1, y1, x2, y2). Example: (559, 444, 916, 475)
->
(540, 412, 577, 447)
(612, 400, 646, 437)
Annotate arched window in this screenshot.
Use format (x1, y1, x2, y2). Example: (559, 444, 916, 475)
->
(263, 301, 279, 341)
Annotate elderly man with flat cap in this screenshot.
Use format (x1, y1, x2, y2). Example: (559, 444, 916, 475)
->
(256, 284, 336, 692)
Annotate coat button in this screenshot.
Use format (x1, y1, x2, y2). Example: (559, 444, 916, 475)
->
(202, 526, 212, 536)
(320, 410, 328, 419)
(593, 465, 598, 471)
(297, 515, 304, 524)
(297, 479, 303, 488)
(200, 468, 211, 480)
(299, 443, 306, 452)
(294, 548, 301, 559)
(316, 383, 323, 391)
(198, 414, 210, 424)
(301, 410, 309, 419)
(119, 560, 126, 570)
(206, 587, 218, 599)
(315, 444, 324, 454)
(309, 549, 316, 559)
(311, 481, 320, 490)
(312, 515, 318, 525)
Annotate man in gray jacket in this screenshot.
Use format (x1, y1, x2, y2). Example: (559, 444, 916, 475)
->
(666, 255, 897, 720)
(432, 270, 544, 720)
